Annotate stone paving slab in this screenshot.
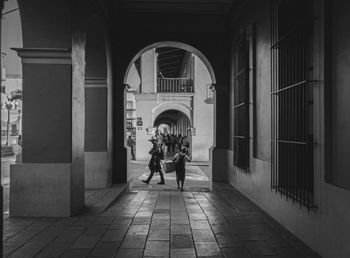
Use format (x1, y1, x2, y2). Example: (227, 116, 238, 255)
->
(85, 184, 129, 213)
(3, 181, 321, 257)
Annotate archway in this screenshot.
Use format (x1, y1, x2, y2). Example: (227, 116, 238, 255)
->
(124, 41, 216, 85)
(153, 109, 192, 158)
(124, 41, 215, 188)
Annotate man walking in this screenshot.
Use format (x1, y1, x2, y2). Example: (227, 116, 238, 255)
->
(127, 135, 135, 160)
(142, 137, 165, 185)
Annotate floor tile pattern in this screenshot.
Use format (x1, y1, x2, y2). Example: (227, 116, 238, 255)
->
(3, 183, 320, 257)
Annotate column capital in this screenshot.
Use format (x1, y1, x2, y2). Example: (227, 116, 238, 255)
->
(11, 48, 71, 64)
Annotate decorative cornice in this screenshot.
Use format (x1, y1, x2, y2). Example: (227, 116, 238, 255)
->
(85, 77, 107, 88)
(11, 48, 71, 65)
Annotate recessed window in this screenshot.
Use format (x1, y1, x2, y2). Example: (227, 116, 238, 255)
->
(271, 0, 314, 208)
(233, 36, 250, 171)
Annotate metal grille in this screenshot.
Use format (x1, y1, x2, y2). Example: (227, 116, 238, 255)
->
(271, 0, 315, 208)
(233, 37, 249, 171)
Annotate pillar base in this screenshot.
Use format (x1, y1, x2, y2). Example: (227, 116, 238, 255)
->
(85, 152, 111, 189)
(10, 163, 84, 217)
(210, 147, 229, 183)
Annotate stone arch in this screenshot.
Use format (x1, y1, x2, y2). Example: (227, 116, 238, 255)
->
(152, 102, 192, 127)
(121, 40, 217, 187)
(123, 41, 216, 86)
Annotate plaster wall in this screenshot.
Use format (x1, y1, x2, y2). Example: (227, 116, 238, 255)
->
(126, 64, 140, 90)
(328, 0, 350, 190)
(85, 152, 110, 189)
(2, 77, 21, 92)
(85, 87, 107, 152)
(21, 63, 72, 163)
(10, 163, 73, 217)
(85, 30, 107, 78)
(227, 1, 350, 257)
(192, 56, 213, 161)
(18, 0, 72, 48)
(141, 49, 156, 93)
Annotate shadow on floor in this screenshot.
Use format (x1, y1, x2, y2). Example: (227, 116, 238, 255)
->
(129, 160, 210, 192)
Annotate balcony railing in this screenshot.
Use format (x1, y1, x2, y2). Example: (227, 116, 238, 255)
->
(157, 78, 194, 93)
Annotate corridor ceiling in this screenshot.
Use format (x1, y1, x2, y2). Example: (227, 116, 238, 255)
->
(112, 0, 238, 14)
(156, 47, 187, 78)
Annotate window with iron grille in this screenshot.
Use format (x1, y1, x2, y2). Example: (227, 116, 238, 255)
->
(233, 36, 250, 171)
(11, 124, 18, 136)
(271, 0, 315, 208)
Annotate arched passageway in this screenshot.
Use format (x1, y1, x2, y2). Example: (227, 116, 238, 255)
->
(123, 43, 216, 188)
(154, 109, 191, 137)
(154, 109, 192, 157)
(113, 31, 231, 184)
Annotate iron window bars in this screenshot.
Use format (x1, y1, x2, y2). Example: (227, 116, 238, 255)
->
(271, 0, 315, 209)
(233, 36, 250, 172)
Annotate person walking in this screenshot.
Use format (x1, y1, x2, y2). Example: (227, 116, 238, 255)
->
(142, 137, 165, 185)
(173, 148, 191, 191)
(182, 136, 190, 155)
(163, 133, 170, 155)
(127, 135, 135, 160)
(177, 133, 183, 150)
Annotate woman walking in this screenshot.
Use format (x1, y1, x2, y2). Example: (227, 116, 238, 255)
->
(173, 148, 191, 191)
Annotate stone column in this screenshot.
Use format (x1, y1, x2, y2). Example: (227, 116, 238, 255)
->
(0, 1, 4, 253)
(10, 48, 84, 217)
(113, 80, 128, 183)
(209, 83, 230, 186)
(84, 77, 111, 189)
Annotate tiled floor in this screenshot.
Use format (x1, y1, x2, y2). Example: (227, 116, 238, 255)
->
(3, 182, 320, 257)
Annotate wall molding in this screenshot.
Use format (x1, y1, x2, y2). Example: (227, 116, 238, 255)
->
(11, 48, 71, 65)
(85, 77, 107, 88)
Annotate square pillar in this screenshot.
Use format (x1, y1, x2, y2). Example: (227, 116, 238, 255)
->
(85, 78, 111, 189)
(210, 83, 230, 184)
(10, 48, 84, 217)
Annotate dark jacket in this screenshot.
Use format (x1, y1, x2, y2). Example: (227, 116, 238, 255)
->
(148, 144, 161, 171)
